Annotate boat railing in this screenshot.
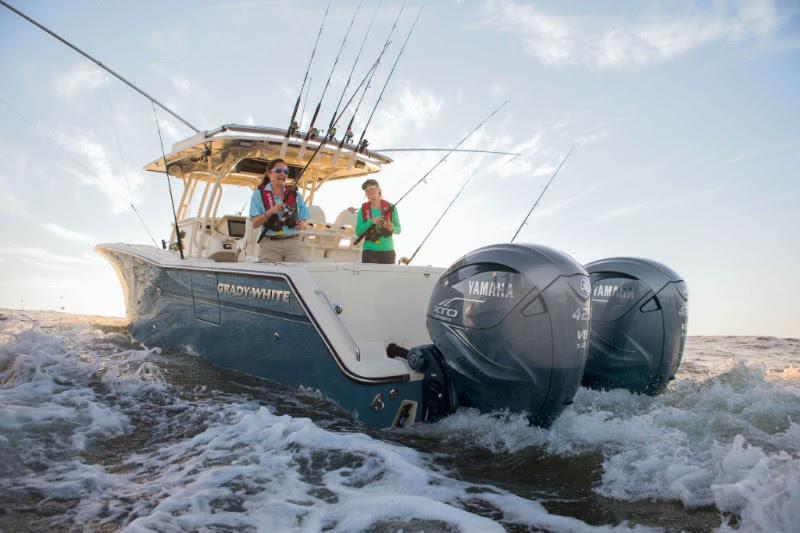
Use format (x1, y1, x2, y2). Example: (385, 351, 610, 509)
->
(314, 288, 362, 362)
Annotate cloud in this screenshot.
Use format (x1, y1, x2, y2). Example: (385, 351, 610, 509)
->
(0, 246, 99, 266)
(55, 63, 105, 98)
(502, 190, 588, 241)
(0, 190, 27, 216)
(594, 202, 650, 221)
(368, 81, 444, 147)
(576, 131, 609, 146)
(483, 0, 780, 69)
(155, 117, 182, 143)
(511, 131, 545, 156)
(491, 114, 599, 183)
(493, 131, 576, 182)
(490, 83, 507, 97)
(171, 75, 192, 95)
(727, 137, 800, 164)
(204, 1, 282, 11)
(532, 187, 597, 219)
(530, 162, 558, 177)
(40, 223, 95, 243)
(54, 131, 145, 213)
(2, 276, 84, 290)
(484, 1, 574, 65)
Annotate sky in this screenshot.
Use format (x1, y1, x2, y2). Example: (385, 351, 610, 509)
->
(0, 0, 798, 337)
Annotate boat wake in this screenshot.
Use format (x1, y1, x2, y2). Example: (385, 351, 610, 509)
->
(1, 310, 797, 532)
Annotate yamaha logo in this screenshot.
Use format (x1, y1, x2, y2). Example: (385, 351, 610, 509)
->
(579, 278, 591, 298)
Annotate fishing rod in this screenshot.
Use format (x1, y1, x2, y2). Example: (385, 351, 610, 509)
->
(375, 148, 520, 156)
(299, 77, 312, 130)
(295, 41, 392, 183)
(510, 145, 575, 243)
(152, 103, 185, 259)
(355, 5, 422, 152)
(257, 41, 392, 244)
(0, 0, 198, 133)
(338, 2, 405, 152)
(280, 0, 331, 156)
(327, 0, 372, 133)
(304, 0, 361, 142)
(354, 100, 509, 245)
(404, 168, 479, 265)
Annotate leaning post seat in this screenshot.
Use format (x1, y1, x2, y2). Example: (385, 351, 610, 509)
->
(296, 208, 363, 263)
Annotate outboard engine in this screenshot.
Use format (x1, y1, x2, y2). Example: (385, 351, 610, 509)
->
(583, 257, 688, 394)
(422, 243, 591, 426)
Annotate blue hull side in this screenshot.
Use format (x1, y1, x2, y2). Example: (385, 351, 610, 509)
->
(102, 249, 421, 428)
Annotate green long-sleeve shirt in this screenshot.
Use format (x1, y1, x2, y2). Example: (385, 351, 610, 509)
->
(356, 204, 401, 252)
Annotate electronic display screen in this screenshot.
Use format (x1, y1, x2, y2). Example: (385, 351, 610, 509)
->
(228, 219, 246, 238)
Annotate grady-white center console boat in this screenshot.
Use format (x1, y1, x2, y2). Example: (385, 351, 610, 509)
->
(96, 124, 689, 429)
(0, 0, 688, 430)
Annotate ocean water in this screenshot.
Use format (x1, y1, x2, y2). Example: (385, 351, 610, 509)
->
(0, 310, 798, 532)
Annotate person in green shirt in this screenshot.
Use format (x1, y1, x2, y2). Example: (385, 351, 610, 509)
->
(356, 178, 401, 264)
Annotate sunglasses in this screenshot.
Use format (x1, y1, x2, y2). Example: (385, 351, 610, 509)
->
(270, 168, 290, 175)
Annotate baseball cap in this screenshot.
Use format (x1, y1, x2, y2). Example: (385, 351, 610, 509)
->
(361, 178, 379, 191)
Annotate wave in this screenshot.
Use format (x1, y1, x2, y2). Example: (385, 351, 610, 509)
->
(0, 310, 797, 532)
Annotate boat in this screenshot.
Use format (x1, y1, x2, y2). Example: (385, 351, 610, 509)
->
(1, 1, 689, 430)
(95, 124, 689, 429)
(94, 124, 582, 428)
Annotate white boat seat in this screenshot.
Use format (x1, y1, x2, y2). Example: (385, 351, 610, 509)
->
(334, 209, 357, 229)
(308, 205, 326, 224)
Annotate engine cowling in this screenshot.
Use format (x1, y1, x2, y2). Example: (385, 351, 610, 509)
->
(425, 243, 591, 426)
(583, 257, 688, 394)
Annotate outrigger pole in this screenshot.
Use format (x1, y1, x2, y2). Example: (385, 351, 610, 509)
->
(354, 100, 509, 245)
(404, 168, 478, 265)
(280, 0, 331, 157)
(304, 0, 361, 143)
(327, 0, 375, 133)
(0, 0, 199, 134)
(355, 5, 423, 152)
(510, 145, 575, 243)
(338, 2, 406, 152)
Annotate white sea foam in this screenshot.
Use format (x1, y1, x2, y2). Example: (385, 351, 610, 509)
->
(411, 346, 800, 532)
(0, 311, 619, 531)
(1, 311, 797, 531)
(120, 407, 621, 532)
